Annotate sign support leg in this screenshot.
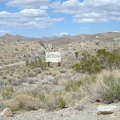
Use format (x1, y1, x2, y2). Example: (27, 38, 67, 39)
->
(48, 62, 50, 68)
(57, 62, 61, 67)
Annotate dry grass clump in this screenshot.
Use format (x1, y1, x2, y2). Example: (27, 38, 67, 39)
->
(64, 74, 96, 92)
(42, 94, 67, 111)
(2, 87, 14, 100)
(64, 80, 82, 92)
(25, 89, 46, 102)
(93, 70, 120, 103)
(65, 70, 120, 105)
(5, 94, 40, 112)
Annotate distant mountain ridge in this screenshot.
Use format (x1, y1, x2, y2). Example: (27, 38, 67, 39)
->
(0, 33, 39, 41)
(0, 32, 120, 46)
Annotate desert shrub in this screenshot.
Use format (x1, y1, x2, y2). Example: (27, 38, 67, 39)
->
(8, 79, 13, 83)
(25, 89, 45, 102)
(28, 79, 34, 84)
(38, 92, 45, 102)
(27, 72, 37, 77)
(5, 94, 40, 111)
(94, 70, 120, 103)
(43, 94, 67, 111)
(97, 48, 120, 70)
(112, 48, 120, 69)
(33, 67, 41, 74)
(25, 89, 38, 98)
(72, 63, 81, 72)
(72, 53, 101, 74)
(65, 80, 82, 92)
(65, 74, 96, 92)
(12, 79, 26, 86)
(15, 48, 19, 51)
(0, 79, 8, 87)
(2, 87, 14, 100)
(75, 52, 79, 58)
(43, 95, 58, 111)
(72, 48, 120, 74)
(27, 56, 46, 69)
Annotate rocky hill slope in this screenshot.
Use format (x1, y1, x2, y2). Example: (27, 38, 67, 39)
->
(0, 32, 120, 65)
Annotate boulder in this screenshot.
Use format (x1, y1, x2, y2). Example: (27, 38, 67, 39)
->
(1, 107, 13, 117)
(97, 105, 117, 115)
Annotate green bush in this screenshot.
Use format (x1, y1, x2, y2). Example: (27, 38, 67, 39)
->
(97, 48, 120, 70)
(75, 52, 79, 58)
(72, 48, 120, 74)
(72, 53, 101, 74)
(112, 48, 120, 69)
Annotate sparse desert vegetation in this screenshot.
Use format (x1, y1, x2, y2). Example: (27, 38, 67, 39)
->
(0, 32, 120, 119)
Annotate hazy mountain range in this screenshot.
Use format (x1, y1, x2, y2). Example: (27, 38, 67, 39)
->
(0, 32, 120, 46)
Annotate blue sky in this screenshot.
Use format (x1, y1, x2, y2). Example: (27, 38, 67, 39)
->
(0, 0, 120, 38)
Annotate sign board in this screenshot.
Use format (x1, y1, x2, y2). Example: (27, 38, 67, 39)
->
(46, 52, 61, 62)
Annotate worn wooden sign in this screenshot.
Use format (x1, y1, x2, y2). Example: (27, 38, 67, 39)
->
(46, 52, 61, 62)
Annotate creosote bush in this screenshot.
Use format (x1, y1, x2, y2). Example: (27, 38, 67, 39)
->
(97, 48, 120, 70)
(72, 48, 120, 74)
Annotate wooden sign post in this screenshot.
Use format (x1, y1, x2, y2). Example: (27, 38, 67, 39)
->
(46, 52, 61, 68)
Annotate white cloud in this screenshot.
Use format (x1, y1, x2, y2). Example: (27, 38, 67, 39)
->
(73, 18, 95, 23)
(0, 8, 64, 29)
(51, 0, 120, 23)
(6, 0, 49, 8)
(60, 32, 69, 36)
(20, 9, 46, 17)
(40, 6, 49, 10)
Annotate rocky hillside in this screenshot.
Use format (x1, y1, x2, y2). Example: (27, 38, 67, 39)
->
(43, 32, 120, 48)
(0, 35, 45, 65)
(0, 32, 120, 65)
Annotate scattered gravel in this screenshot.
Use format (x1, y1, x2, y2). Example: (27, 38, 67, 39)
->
(0, 103, 120, 120)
